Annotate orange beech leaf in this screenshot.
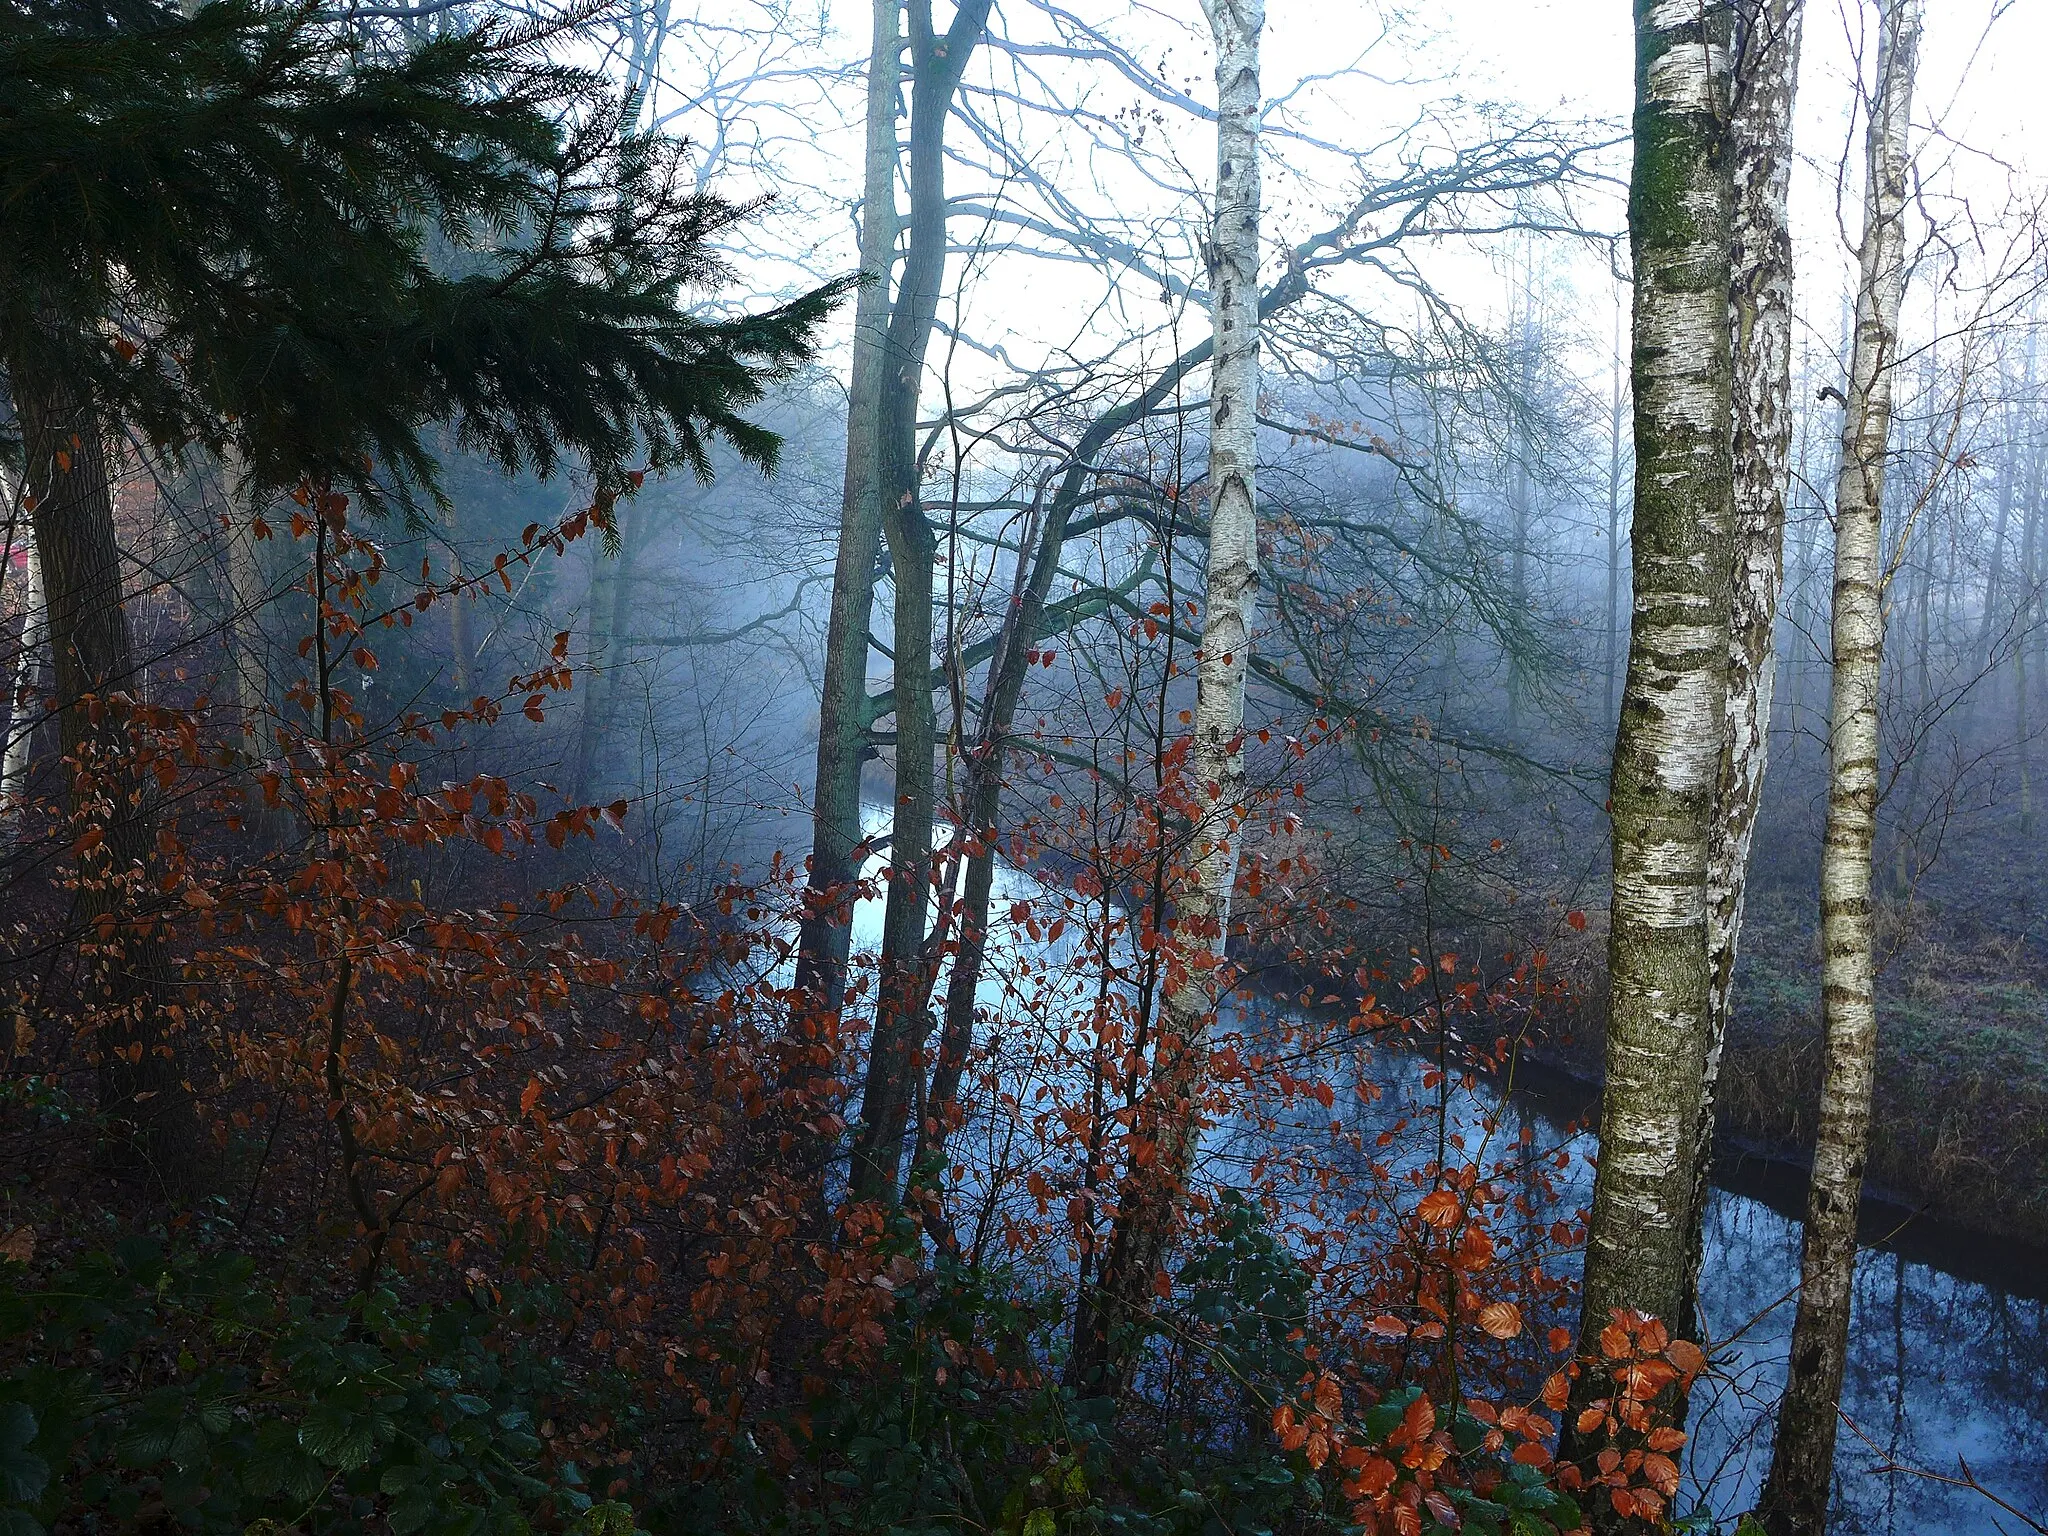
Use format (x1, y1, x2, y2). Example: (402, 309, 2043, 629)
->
(1416, 1188, 1460, 1227)
(1477, 1301, 1522, 1340)
(1393, 1392, 1435, 1447)
(1348, 1454, 1397, 1497)
(1575, 1407, 1606, 1436)
(1646, 1426, 1687, 1452)
(1453, 1223, 1494, 1271)
(1643, 1452, 1681, 1495)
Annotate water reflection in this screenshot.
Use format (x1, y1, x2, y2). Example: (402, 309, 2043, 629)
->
(1691, 1192, 2048, 1533)
(817, 823, 2048, 1531)
(1313, 1011, 2048, 1531)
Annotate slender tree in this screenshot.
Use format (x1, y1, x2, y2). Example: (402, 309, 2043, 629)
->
(1566, 0, 1736, 1480)
(848, 0, 996, 1205)
(0, 518, 41, 833)
(1076, 0, 1264, 1390)
(791, 0, 900, 1024)
(1758, 2, 1923, 1527)
(1691, 0, 1806, 1323)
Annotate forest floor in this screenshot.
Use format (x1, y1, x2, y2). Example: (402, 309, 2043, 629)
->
(1533, 884, 2048, 1245)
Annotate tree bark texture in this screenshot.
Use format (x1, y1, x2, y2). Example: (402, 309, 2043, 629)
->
(1606, 312, 1628, 727)
(10, 354, 192, 1177)
(1082, 0, 1263, 1389)
(2, 525, 44, 832)
(1690, 0, 1805, 1326)
(569, 499, 641, 802)
(1568, 0, 1736, 1478)
(849, 0, 994, 1205)
(1759, 3, 1920, 1528)
(793, 0, 903, 1019)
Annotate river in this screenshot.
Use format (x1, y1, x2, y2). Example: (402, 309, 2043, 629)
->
(833, 827, 2048, 1532)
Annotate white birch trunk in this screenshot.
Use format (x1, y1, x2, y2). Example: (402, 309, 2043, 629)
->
(1091, 0, 1263, 1372)
(1759, 4, 1921, 1529)
(1691, 0, 1807, 1319)
(1, 529, 43, 834)
(1567, 0, 1737, 1484)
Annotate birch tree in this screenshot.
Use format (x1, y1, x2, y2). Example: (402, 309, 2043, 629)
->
(1690, 0, 1806, 1322)
(1073, 0, 1263, 1391)
(1566, 0, 1737, 1466)
(0, 524, 41, 836)
(1759, 2, 1923, 1526)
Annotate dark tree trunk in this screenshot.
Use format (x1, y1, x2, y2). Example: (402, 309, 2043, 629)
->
(12, 354, 193, 1182)
(849, 0, 995, 1205)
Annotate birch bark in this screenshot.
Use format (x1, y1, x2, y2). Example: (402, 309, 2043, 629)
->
(1605, 313, 1628, 726)
(1, 529, 42, 835)
(1081, 0, 1263, 1388)
(1758, 3, 1921, 1528)
(1567, 0, 1736, 1478)
(1690, 0, 1806, 1325)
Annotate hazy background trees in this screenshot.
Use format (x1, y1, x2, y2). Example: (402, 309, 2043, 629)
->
(4, 0, 2048, 1531)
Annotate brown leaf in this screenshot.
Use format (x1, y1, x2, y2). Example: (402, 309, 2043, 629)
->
(1417, 1188, 1460, 1228)
(1477, 1301, 1522, 1340)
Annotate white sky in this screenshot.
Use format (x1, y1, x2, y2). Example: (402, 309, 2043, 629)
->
(642, 0, 2047, 467)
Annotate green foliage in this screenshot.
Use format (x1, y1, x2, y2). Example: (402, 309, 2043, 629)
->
(0, 0, 848, 512)
(0, 1241, 644, 1535)
(0, 1208, 1588, 1536)
(1171, 1189, 1312, 1407)
(680, 1202, 1332, 1536)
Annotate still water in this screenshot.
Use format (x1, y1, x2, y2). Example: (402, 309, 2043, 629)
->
(1329, 1029, 2048, 1533)
(831, 824, 2048, 1532)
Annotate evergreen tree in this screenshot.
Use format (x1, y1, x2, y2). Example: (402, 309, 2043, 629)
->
(0, 0, 844, 1177)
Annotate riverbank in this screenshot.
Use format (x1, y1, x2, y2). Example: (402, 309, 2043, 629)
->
(1530, 885, 2048, 1249)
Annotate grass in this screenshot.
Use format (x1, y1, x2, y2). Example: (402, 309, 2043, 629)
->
(1711, 885, 2048, 1244)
